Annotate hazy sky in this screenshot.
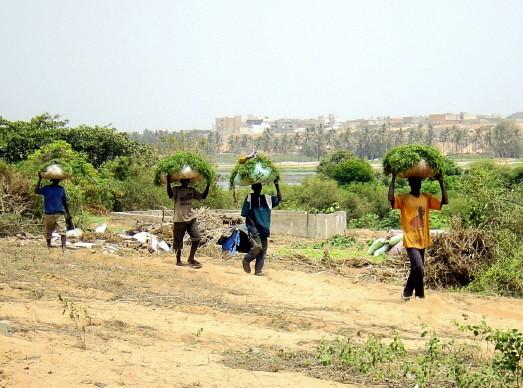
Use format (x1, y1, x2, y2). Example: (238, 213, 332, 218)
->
(1, 0, 522, 131)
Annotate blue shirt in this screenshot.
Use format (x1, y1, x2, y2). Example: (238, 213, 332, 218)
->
(241, 194, 280, 237)
(37, 185, 66, 214)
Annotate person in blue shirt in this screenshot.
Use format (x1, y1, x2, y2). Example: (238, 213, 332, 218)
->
(241, 180, 282, 276)
(35, 173, 71, 250)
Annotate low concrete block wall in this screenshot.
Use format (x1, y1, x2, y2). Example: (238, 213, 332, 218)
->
(112, 209, 346, 239)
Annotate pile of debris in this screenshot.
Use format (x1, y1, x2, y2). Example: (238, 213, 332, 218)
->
(49, 207, 243, 255)
(425, 226, 496, 288)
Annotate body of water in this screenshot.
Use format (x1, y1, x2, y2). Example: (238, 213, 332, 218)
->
(216, 168, 316, 189)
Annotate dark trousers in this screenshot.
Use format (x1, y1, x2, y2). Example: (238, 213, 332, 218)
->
(404, 248, 425, 298)
(244, 227, 268, 274)
(173, 219, 201, 251)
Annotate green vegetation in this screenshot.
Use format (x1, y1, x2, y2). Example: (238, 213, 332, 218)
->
(383, 144, 456, 176)
(229, 153, 280, 188)
(318, 151, 374, 185)
(226, 321, 523, 386)
(274, 235, 372, 262)
(153, 151, 215, 184)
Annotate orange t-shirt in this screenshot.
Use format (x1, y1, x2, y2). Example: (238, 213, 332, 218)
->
(394, 193, 441, 249)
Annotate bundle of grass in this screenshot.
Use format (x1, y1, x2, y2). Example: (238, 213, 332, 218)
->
(229, 153, 280, 188)
(153, 152, 215, 185)
(425, 221, 496, 288)
(383, 144, 454, 178)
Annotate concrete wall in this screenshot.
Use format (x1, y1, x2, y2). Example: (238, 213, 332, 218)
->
(112, 209, 346, 239)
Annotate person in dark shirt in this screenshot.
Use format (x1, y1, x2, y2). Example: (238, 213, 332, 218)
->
(167, 178, 210, 268)
(241, 180, 282, 276)
(35, 173, 71, 250)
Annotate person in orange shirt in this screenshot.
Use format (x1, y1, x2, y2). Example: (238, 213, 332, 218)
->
(388, 174, 448, 301)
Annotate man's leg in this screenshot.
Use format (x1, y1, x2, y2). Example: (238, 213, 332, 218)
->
(55, 215, 67, 251)
(243, 228, 262, 274)
(403, 248, 424, 299)
(254, 237, 268, 275)
(173, 223, 185, 266)
(416, 249, 426, 298)
(44, 215, 53, 248)
(186, 220, 202, 268)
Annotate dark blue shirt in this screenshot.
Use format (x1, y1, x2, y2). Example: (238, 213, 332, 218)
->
(37, 185, 66, 214)
(241, 194, 279, 237)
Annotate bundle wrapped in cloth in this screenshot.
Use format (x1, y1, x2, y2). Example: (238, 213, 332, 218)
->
(154, 152, 215, 184)
(40, 163, 71, 180)
(383, 144, 454, 179)
(229, 152, 280, 188)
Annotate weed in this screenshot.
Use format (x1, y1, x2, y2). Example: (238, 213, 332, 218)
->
(58, 294, 92, 349)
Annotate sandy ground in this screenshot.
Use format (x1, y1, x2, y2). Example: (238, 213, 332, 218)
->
(1, 238, 523, 388)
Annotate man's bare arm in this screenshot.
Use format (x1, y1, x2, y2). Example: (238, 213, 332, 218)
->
(167, 182, 174, 199)
(388, 174, 396, 208)
(437, 174, 449, 208)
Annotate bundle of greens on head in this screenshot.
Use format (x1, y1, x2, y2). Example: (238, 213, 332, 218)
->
(229, 153, 280, 189)
(153, 152, 215, 185)
(383, 144, 455, 177)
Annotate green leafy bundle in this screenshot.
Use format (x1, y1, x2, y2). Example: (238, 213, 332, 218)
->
(153, 152, 215, 185)
(383, 144, 454, 176)
(229, 153, 280, 188)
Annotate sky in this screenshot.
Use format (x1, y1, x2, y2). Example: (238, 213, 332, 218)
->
(1, 0, 522, 131)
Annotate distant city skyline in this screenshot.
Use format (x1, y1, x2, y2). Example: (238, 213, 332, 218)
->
(1, 1, 522, 131)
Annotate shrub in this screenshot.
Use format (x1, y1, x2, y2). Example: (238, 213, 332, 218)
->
(317, 150, 355, 177)
(295, 175, 341, 211)
(340, 182, 389, 219)
(319, 151, 374, 185)
(331, 158, 374, 185)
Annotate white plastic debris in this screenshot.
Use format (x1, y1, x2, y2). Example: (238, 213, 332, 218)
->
(74, 242, 95, 249)
(149, 237, 159, 253)
(95, 223, 108, 234)
(132, 232, 151, 244)
(158, 240, 171, 252)
(66, 228, 83, 239)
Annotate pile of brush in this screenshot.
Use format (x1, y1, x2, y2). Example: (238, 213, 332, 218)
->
(425, 222, 496, 288)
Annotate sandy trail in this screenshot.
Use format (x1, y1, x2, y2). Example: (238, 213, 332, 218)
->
(1, 239, 522, 387)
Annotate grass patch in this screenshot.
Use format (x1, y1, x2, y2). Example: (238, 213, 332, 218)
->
(274, 235, 384, 264)
(223, 322, 522, 387)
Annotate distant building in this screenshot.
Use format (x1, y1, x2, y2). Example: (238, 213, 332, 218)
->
(428, 113, 461, 125)
(215, 116, 241, 133)
(460, 112, 477, 121)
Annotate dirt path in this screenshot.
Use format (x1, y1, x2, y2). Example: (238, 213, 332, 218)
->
(1, 239, 522, 387)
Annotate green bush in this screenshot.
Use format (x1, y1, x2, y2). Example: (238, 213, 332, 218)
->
(317, 150, 355, 177)
(340, 182, 390, 219)
(294, 175, 341, 211)
(319, 151, 374, 185)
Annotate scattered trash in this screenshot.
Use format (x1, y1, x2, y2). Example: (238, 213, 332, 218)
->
(132, 232, 151, 244)
(66, 228, 83, 239)
(95, 223, 108, 234)
(158, 240, 171, 252)
(74, 242, 95, 249)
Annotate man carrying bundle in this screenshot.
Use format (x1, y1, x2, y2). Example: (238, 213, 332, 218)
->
(35, 172, 71, 250)
(241, 180, 282, 276)
(388, 174, 448, 301)
(167, 178, 210, 268)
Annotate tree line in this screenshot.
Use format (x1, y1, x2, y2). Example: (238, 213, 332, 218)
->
(129, 121, 523, 160)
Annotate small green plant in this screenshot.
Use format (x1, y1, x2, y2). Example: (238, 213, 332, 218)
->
(58, 294, 91, 349)
(459, 319, 523, 386)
